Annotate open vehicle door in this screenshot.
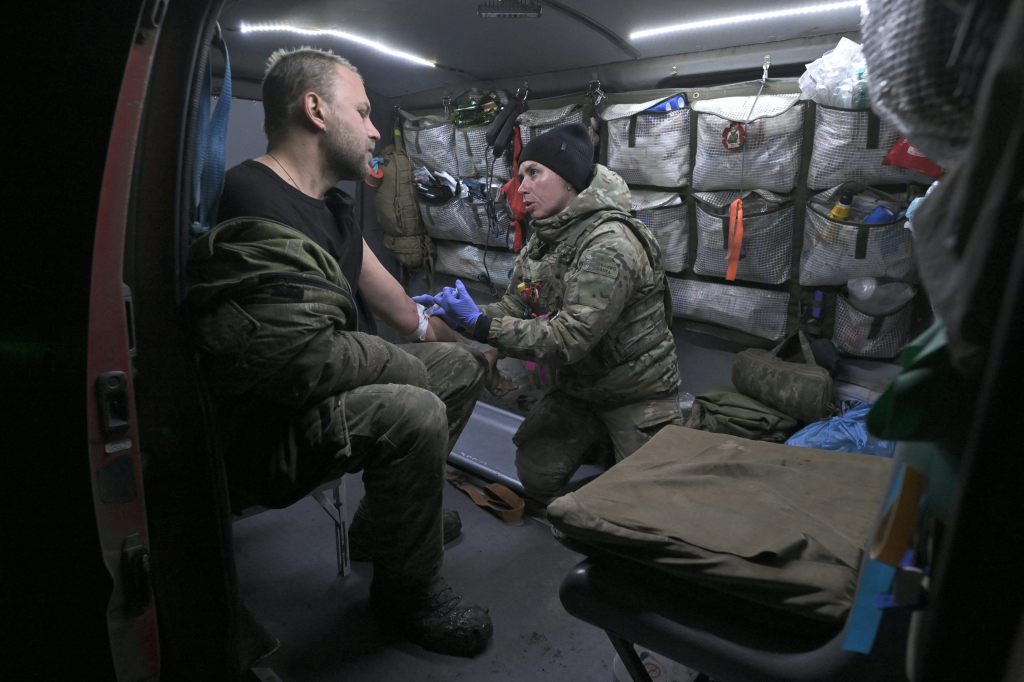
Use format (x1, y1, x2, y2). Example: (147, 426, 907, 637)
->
(84, 3, 166, 679)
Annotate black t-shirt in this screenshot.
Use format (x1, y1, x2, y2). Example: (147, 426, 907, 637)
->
(218, 159, 376, 333)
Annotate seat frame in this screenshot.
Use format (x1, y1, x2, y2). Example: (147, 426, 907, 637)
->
(234, 478, 351, 577)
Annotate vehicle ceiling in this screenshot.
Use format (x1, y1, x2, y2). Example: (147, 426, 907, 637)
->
(219, 0, 862, 106)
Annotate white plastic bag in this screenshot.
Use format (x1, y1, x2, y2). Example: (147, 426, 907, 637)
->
(799, 37, 869, 109)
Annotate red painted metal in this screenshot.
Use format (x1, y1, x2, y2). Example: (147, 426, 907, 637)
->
(86, 7, 163, 680)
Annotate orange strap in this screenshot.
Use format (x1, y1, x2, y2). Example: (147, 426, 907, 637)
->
(870, 466, 927, 566)
(725, 198, 744, 281)
(446, 470, 525, 523)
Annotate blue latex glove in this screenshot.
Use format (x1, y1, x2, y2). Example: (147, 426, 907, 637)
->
(412, 294, 437, 309)
(433, 279, 481, 331)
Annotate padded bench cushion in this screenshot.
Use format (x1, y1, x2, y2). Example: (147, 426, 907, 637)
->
(547, 425, 892, 622)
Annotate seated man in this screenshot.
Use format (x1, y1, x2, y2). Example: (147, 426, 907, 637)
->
(186, 46, 492, 657)
(421, 124, 683, 501)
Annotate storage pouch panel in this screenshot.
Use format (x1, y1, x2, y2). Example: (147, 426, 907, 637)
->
(668, 278, 789, 340)
(434, 240, 517, 289)
(602, 97, 690, 188)
(692, 190, 793, 284)
(401, 113, 458, 176)
(630, 190, 688, 274)
(419, 198, 515, 249)
(518, 104, 584, 145)
(833, 294, 913, 359)
(692, 95, 804, 192)
(807, 106, 936, 189)
(455, 125, 512, 180)
(800, 188, 914, 286)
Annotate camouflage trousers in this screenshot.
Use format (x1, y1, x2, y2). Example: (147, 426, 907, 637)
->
(227, 341, 486, 586)
(335, 341, 486, 585)
(513, 389, 683, 501)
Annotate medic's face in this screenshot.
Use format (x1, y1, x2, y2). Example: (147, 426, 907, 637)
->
(517, 160, 576, 220)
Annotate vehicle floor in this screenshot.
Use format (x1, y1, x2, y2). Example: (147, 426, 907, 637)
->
(234, 472, 613, 681)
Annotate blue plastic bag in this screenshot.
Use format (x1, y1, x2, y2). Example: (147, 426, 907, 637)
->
(643, 94, 687, 113)
(786, 400, 896, 457)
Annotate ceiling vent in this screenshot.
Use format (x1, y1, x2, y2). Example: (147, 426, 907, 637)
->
(478, 1, 543, 19)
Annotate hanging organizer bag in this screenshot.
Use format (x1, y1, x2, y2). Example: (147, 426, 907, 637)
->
(420, 196, 515, 249)
(692, 94, 805, 193)
(833, 291, 915, 359)
(433, 240, 517, 289)
(800, 184, 914, 286)
(630, 190, 688, 274)
(455, 124, 512, 181)
(692, 190, 793, 285)
(400, 109, 459, 177)
(668, 277, 789, 341)
(600, 93, 690, 189)
(517, 99, 585, 146)
(806, 105, 937, 189)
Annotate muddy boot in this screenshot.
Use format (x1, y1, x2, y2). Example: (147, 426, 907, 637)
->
(349, 506, 463, 562)
(371, 576, 492, 657)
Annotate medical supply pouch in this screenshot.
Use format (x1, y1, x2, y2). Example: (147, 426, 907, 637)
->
(547, 425, 893, 622)
(419, 194, 516, 249)
(800, 183, 914, 286)
(433, 239, 517, 289)
(400, 108, 459, 177)
(807, 105, 938, 189)
(599, 91, 690, 189)
(692, 94, 805, 193)
(668, 277, 789, 341)
(630, 190, 688, 273)
(455, 123, 512, 180)
(516, 96, 586, 145)
(732, 330, 835, 424)
(833, 290, 915, 359)
(693, 189, 794, 284)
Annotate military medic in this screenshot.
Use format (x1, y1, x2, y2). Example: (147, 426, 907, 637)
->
(420, 123, 683, 500)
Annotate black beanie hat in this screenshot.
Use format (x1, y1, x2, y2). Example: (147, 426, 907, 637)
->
(518, 123, 594, 192)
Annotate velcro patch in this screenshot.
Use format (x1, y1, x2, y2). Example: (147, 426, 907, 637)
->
(578, 252, 618, 279)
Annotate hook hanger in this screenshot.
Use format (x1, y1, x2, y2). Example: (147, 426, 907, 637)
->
(761, 55, 771, 84)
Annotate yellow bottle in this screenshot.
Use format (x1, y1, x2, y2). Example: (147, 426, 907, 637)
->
(829, 192, 854, 221)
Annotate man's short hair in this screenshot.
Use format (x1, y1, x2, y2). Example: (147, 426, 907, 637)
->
(262, 46, 361, 141)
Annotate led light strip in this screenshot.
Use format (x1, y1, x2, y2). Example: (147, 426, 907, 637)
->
(240, 22, 436, 67)
(629, 1, 864, 40)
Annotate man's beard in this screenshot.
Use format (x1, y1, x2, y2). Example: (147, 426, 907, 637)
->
(322, 124, 370, 181)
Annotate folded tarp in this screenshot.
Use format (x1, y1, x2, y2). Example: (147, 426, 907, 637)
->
(547, 425, 892, 622)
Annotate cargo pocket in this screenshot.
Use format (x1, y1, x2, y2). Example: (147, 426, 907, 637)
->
(194, 300, 260, 358)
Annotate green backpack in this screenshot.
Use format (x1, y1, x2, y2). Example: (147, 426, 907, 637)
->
(373, 138, 434, 271)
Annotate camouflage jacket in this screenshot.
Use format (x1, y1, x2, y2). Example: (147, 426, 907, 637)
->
(479, 164, 679, 405)
(186, 217, 428, 411)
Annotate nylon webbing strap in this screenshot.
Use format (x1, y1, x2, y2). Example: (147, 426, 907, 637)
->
(628, 114, 637, 148)
(868, 314, 884, 340)
(856, 225, 870, 259)
(191, 29, 232, 237)
(866, 110, 880, 150)
(725, 198, 744, 281)
(446, 470, 525, 523)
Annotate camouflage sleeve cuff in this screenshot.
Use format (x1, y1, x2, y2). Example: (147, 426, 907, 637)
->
(471, 314, 492, 343)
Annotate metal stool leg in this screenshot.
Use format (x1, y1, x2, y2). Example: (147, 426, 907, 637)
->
(608, 633, 654, 682)
(312, 478, 350, 577)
